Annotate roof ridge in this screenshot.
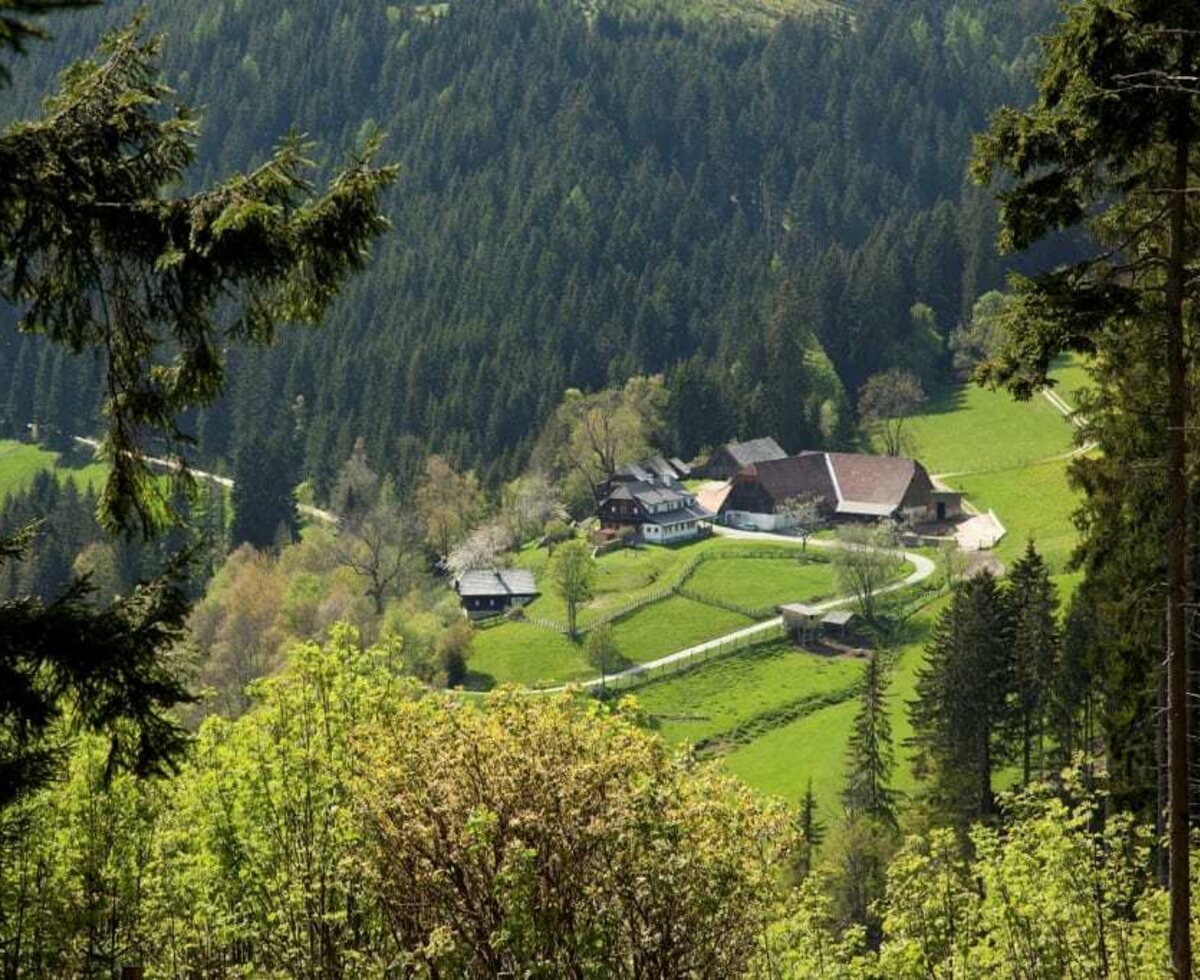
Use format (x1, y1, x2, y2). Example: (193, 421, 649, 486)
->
(823, 452, 844, 504)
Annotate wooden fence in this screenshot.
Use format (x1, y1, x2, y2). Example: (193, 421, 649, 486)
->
(595, 621, 787, 694)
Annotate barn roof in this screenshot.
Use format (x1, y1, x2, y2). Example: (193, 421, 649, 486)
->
(737, 451, 929, 517)
(741, 453, 836, 506)
(456, 569, 538, 598)
(824, 452, 922, 516)
(780, 603, 823, 617)
(725, 437, 788, 467)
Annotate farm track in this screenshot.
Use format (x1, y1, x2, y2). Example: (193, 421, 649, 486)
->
(533, 531, 937, 695)
(71, 435, 341, 526)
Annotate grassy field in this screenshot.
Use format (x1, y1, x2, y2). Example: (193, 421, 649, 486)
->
(0, 439, 108, 501)
(509, 536, 816, 628)
(722, 698, 859, 818)
(904, 383, 1073, 475)
(469, 596, 752, 689)
(609, 595, 752, 662)
(1047, 356, 1093, 409)
(470, 535, 899, 690)
(950, 457, 1081, 572)
(469, 625, 591, 689)
(634, 640, 862, 744)
(684, 555, 839, 609)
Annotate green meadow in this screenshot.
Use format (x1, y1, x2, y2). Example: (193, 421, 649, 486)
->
(0, 439, 108, 501)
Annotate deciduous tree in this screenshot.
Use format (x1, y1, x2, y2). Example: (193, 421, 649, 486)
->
(550, 539, 595, 639)
(858, 369, 925, 457)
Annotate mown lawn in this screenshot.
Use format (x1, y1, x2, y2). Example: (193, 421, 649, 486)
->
(684, 555, 840, 610)
(722, 698, 859, 818)
(949, 456, 1081, 573)
(468, 592, 754, 689)
(509, 536, 809, 627)
(468, 624, 590, 689)
(634, 640, 862, 744)
(0, 439, 108, 500)
(610, 596, 752, 664)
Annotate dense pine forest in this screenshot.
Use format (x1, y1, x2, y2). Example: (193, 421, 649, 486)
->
(0, 0, 1068, 492)
(10, 0, 1200, 976)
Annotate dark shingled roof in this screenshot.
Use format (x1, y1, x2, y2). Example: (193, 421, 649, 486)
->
(742, 454, 836, 506)
(605, 480, 691, 508)
(725, 437, 787, 467)
(456, 569, 538, 598)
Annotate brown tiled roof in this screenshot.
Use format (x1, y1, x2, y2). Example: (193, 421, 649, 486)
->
(824, 452, 927, 513)
(743, 453, 836, 505)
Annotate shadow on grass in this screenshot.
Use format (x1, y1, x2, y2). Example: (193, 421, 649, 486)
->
(916, 383, 969, 417)
(462, 670, 498, 692)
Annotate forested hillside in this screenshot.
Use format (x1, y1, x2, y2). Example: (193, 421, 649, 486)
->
(0, 0, 1065, 494)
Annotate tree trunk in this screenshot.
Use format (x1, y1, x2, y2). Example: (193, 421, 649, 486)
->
(1165, 104, 1192, 980)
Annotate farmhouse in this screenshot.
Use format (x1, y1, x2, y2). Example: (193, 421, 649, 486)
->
(698, 437, 787, 480)
(598, 480, 714, 544)
(455, 568, 539, 619)
(723, 451, 948, 529)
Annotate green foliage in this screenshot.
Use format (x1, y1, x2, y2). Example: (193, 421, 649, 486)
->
(0, 21, 396, 534)
(878, 777, 1168, 978)
(548, 538, 596, 638)
(0, 527, 192, 809)
(360, 689, 790, 977)
(3, 630, 791, 977)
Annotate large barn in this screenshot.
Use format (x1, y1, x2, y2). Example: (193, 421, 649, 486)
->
(722, 451, 959, 530)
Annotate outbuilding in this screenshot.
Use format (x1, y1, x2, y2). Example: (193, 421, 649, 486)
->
(455, 569, 539, 619)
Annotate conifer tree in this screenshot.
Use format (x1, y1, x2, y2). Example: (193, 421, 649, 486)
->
(792, 779, 825, 882)
(1006, 541, 1060, 785)
(910, 572, 1013, 825)
(0, 10, 395, 807)
(972, 3, 1200, 970)
(230, 438, 300, 553)
(842, 653, 897, 826)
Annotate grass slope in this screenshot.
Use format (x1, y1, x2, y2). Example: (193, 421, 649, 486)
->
(722, 698, 859, 819)
(951, 457, 1080, 572)
(469, 625, 591, 689)
(634, 640, 862, 744)
(904, 384, 1073, 476)
(610, 595, 752, 663)
(510, 536, 818, 628)
(0, 439, 108, 501)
